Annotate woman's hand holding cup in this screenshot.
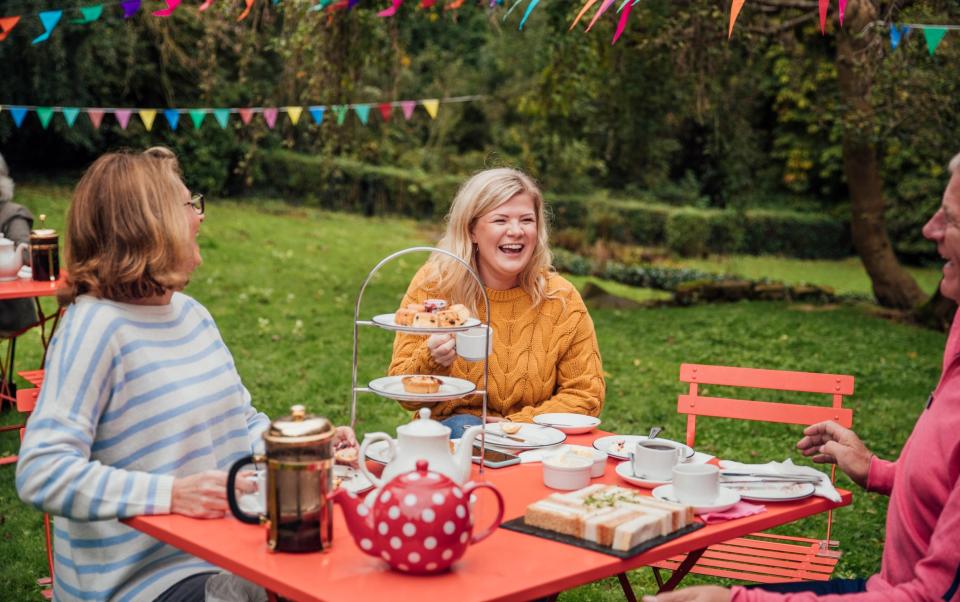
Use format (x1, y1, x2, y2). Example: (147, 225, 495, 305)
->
(427, 333, 457, 367)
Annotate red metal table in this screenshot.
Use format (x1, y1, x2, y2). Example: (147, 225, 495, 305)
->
(127, 431, 851, 602)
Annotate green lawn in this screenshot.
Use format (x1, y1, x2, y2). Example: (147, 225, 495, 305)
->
(0, 183, 948, 599)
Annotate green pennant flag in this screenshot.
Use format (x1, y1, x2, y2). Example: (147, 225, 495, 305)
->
(189, 110, 206, 129)
(36, 107, 54, 129)
(923, 27, 948, 55)
(62, 107, 80, 127)
(213, 109, 230, 129)
(333, 105, 348, 125)
(73, 5, 103, 24)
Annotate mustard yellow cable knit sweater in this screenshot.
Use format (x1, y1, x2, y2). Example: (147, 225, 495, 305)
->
(388, 269, 605, 422)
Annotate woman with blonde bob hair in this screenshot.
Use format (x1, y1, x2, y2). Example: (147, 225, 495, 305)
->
(389, 168, 605, 436)
(17, 149, 356, 601)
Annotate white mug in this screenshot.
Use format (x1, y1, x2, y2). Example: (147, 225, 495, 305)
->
(672, 464, 720, 506)
(630, 441, 683, 481)
(456, 325, 494, 361)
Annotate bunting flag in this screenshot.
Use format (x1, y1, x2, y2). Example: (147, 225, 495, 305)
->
(198, 0, 215, 11)
(611, 0, 633, 44)
(518, 0, 542, 31)
(153, 0, 182, 17)
(238, 108, 254, 125)
(237, 0, 255, 21)
(36, 108, 54, 129)
(10, 107, 28, 128)
(400, 100, 417, 120)
(115, 109, 132, 129)
(838, 0, 847, 26)
(163, 109, 180, 130)
(121, 0, 141, 19)
(378, 103, 393, 121)
(923, 27, 947, 55)
(309, 106, 325, 124)
(87, 109, 104, 129)
(32, 11, 62, 45)
(570, 0, 600, 31)
(62, 107, 80, 127)
(0, 16, 20, 42)
(585, 0, 616, 32)
(421, 99, 439, 119)
(354, 104, 371, 124)
(263, 107, 278, 128)
(890, 23, 956, 54)
(333, 105, 348, 125)
(728, 0, 745, 38)
(139, 109, 157, 131)
(213, 108, 230, 128)
(446, 0, 467, 9)
(73, 5, 103, 24)
(818, 0, 828, 34)
(378, 0, 404, 17)
(286, 106, 303, 125)
(189, 109, 206, 129)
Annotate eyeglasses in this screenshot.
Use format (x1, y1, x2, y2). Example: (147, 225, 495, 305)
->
(185, 193, 205, 215)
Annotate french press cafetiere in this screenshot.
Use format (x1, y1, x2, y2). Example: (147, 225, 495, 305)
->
(227, 405, 336, 553)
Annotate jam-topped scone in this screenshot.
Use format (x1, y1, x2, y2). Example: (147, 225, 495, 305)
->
(395, 307, 417, 326)
(402, 375, 442, 394)
(423, 299, 448, 312)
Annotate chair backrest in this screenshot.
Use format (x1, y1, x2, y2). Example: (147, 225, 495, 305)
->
(677, 363, 855, 448)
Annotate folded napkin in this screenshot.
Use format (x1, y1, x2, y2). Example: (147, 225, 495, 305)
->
(719, 459, 841, 503)
(700, 501, 766, 524)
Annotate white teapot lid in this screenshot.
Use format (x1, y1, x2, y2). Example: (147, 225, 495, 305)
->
(396, 408, 450, 437)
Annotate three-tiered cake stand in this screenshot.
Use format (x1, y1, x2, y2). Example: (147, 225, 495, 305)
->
(350, 246, 493, 473)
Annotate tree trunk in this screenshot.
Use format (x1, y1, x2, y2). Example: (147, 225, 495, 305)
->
(914, 285, 957, 331)
(835, 0, 926, 309)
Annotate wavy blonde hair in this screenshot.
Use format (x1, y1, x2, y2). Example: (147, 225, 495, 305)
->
(60, 149, 193, 305)
(423, 168, 555, 315)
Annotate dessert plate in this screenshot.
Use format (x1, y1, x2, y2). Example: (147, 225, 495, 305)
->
(480, 423, 566, 450)
(371, 313, 480, 333)
(652, 485, 741, 514)
(533, 413, 601, 434)
(725, 481, 816, 502)
(614, 461, 671, 488)
(367, 375, 476, 402)
(593, 435, 695, 461)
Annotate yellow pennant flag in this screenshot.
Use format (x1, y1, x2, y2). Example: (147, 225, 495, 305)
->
(139, 109, 157, 131)
(286, 106, 303, 125)
(422, 99, 440, 119)
(729, 0, 746, 38)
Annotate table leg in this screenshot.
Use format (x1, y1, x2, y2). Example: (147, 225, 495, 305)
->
(657, 548, 707, 592)
(617, 572, 639, 602)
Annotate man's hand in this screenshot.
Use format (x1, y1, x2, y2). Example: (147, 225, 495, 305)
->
(427, 333, 456, 367)
(171, 470, 253, 518)
(644, 586, 732, 602)
(796, 421, 873, 488)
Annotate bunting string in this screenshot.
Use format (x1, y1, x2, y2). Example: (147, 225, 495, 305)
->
(0, 95, 482, 131)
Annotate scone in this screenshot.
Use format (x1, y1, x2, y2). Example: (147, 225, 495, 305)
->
(402, 375, 442, 394)
(423, 299, 448, 312)
(407, 303, 426, 312)
(500, 422, 522, 435)
(412, 312, 439, 328)
(395, 307, 416, 326)
(437, 303, 470, 327)
(335, 447, 358, 464)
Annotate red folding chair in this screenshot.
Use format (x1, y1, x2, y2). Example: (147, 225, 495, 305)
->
(16, 382, 53, 599)
(650, 363, 854, 588)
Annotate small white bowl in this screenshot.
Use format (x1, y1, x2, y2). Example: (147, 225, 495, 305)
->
(533, 413, 601, 434)
(543, 454, 593, 490)
(563, 445, 608, 478)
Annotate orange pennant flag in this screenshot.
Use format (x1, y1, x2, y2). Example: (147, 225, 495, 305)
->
(0, 16, 21, 41)
(569, 0, 599, 31)
(728, 0, 746, 38)
(237, 0, 254, 21)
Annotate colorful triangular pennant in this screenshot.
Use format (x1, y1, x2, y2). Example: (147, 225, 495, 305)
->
(518, 0, 542, 31)
(924, 27, 947, 55)
(263, 107, 278, 128)
(818, 0, 828, 33)
(378, 0, 404, 17)
(36, 108, 54, 129)
(63, 108, 81, 127)
(199, 0, 215, 10)
(9, 107, 28, 128)
(728, 0, 746, 38)
(237, 0, 255, 21)
(32, 11, 63, 45)
(838, 0, 847, 26)
(213, 109, 230, 128)
(421, 99, 439, 119)
(309, 106, 326, 124)
(73, 5, 104, 24)
(153, 0, 181, 17)
(238, 108, 254, 124)
(611, 0, 633, 44)
(163, 109, 180, 130)
(0, 16, 21, 42)
(115, 110, 133, 129)
(286, 106, 303, 125)
(585, 0, 616, 32)
(354, 104, 371, 124)
(87, 110, 104, 129)
(333, 105, 348, 125)
(378, 103, 393, 121)
(121, 0, 141, 18)
(139, 109, 157, 131)
(189, 110, 206, 129)
(400, 100, 416, 120)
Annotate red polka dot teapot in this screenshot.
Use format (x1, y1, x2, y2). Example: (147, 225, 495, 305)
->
(330, 459, 504, 574)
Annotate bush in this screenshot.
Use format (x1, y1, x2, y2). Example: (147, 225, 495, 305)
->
(741, 209, 850, 258)
(708, 210, 747, 254)
(665, 209, 711, 257)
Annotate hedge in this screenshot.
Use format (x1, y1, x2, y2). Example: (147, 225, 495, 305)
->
(253, 151, 852, 259)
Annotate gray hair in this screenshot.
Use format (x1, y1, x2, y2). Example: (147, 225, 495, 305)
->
(950, 152, 960, 175)
(0, 152, 13, 203)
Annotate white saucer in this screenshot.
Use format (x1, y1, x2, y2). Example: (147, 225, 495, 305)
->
(614, 461, 671, 488)
(533, 413, 601, 434)
(651, 485, 741, 515)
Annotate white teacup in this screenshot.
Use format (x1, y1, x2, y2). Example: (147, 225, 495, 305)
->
(672, 464, 720, 506)
(630, 440, 683, 481)
(456, 325, 494, 361)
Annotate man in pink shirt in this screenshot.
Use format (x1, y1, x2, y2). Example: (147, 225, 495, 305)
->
(649, 156, 960, 602)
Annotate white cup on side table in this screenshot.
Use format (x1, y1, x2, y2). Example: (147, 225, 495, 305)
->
(456, 325, 494, 361)
(672, 464, 720, 505)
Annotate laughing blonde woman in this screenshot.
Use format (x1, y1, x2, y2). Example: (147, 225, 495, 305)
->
(389, 168, 605, 437)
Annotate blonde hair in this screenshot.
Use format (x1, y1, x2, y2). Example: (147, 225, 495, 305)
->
(423, 168, 555, 315)
(60, 149, 193, 304)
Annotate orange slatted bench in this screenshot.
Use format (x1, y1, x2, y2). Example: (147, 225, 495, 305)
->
(650, 363, 854, 589)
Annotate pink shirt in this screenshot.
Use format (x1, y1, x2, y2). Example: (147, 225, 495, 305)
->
(733, 315, 960, 602)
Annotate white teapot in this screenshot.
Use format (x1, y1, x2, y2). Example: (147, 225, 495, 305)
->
(358, 408, 483, 487)
(0, 233, 29, 282)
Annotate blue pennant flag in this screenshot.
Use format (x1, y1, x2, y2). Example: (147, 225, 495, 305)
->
(309, 106, 326, 125)
(32, 11, 62, 45)
(164, 109, 180, 130)
(62, 108, 81, 127)
(9, 107, 28, 128)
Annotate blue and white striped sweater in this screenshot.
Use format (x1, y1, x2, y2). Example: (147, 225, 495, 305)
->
(16, 293, 270, 601)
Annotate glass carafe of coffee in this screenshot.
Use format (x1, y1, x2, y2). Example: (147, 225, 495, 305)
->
(227, 405, 336, 552)
(30, 215, 60, 282)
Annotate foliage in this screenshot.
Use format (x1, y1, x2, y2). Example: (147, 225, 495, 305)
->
(665, 209, 712, 257)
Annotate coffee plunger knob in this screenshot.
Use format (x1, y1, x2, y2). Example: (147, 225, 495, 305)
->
(291, 404, 306, 421)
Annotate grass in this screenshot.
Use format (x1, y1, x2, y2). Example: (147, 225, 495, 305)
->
(0, 183, 948, 599)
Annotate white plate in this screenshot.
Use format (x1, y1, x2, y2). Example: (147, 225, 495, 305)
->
(480, 423, 566, 450)
(593, 435, 695, 461)
(532, 413, 601, 434)
(725, 481, 816, 502)
(334, 465, 374, 495)
(614, 460, 671, 488)
(368, 375, 477, 402)
(363, 439, 395, 465)
(652, 484, 741, 514)
(371, 313, 481, 334)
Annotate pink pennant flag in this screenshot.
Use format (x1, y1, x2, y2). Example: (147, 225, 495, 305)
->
(237, 0, 254, 21)
(569, 0, 599, 31)
(263, 108, 278, 129)
(238, 109, 254, 125)
(818, 0, 828, 33)
(728, 0, 745, 38)
(0, 16, 21, 42)
(585, 0, 616, 32)
(400, 100, 417, 120)
(87, 109, 105, 129)
(152, 0, 181, 16)
(198, 0, 215, 11)
(378, 103, 393, 121)
(378, 0, 404, 17)
(611, 0, 634, 44)
(115, 110, 132, 129)
(838, 0, 847, 26)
